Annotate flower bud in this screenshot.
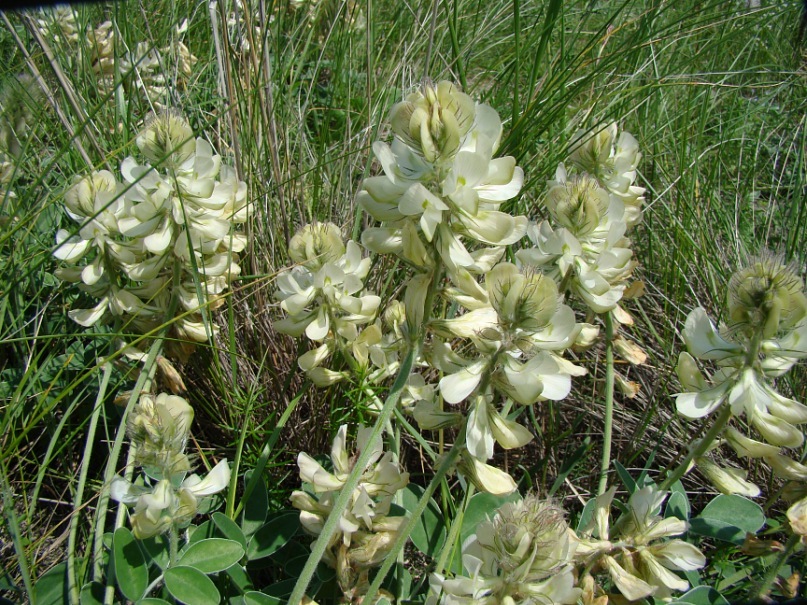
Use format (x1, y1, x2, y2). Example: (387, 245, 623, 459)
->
(727, 258, 807, 340)
(695, 457, 760, 497)
(787, 496, 807, 536)
(288, 222, 346, 269)
(389, 81, 475, 163)
(136, 110, 196, 167)
(127, 393, 194, 478)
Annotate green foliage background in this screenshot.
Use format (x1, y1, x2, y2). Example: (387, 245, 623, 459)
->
(0, 0, 806, 601)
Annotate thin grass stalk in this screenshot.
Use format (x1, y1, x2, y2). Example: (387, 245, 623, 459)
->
(434, 482, 474, 575)
(287, 345, 417, 605)
(231, 384, 307, 518)
(597, 311, 615, 496)
(445, 0, 466, 88)
(21, 14, 110, 169)
(0, 458, 33, 600)
(92, 336, 164, 580)
(362, 428, 466, 605)
(67, 362, 113, 604)
(1, 13, 94, 170)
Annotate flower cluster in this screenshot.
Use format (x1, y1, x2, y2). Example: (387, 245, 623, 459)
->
(122, 32, 198, 109)
(517, 123, 644, 314)
(575, 485, 706, 601)
(675, 258, 807, 494)
(291, 425, 409, 599)
(36, 4, 80, 46)
(111, 393, 230, 539)
(37, 11, 196, 108)
(429, 495, 581, 605)
(359, 81, 526, 285)
(54, 111, 248, 361)
(274, 222, 390, 385)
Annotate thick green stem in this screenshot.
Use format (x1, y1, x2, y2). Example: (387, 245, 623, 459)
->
(68, 363, 113, 604)
(659, 403, 733, 492)
(287, 346, 417, 605)
(597, 311, 616, 496)
(755, 533, 800, 600)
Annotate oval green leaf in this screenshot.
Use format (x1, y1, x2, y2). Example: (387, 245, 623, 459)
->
(164, 566, 220, 605)
(178, 538, 245, 573)
(689, 494, 765, 544)
(243, 591, 283, 605)
(213, 512, 248, 549)
(113, 527, 148, 602)
(246, 511, 300, 560)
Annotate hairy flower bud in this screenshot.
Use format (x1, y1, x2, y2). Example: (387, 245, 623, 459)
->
(127, 393, 194, 479)
(728, 258, 807, 340)
(288, 222, 346, 269)
(136, 110, 196, 167)
(389, 80, 475, 163)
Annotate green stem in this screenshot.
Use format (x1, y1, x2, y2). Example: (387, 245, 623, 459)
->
(434, 482, 474, 575)
(362, 429, 467, 605)
(287, 345, 418, 605)
(68, 363, 113, 605)
(169, 525, 179, 568)
(93, 337, 165, 582)
(597, 311, 615, 496)
(755, 533, 800, 600)
(659, 403, 733, 492)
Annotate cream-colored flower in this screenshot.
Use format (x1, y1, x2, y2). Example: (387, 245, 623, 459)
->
(111, 459, 230, 539)
(695, 456, 760, 497)
(787, 496, 807, 536)
(389, 81, 475, 164)
(429, 495, 580, 605)
(127, 393, 194, 479)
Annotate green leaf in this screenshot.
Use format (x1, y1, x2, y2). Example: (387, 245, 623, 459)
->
(136, 600, 173, 605)
(80, 582, 105, 605)
(247, 511, 300, 560)
(113, 527, 148, 602)
(32, 564, 67, 605)
(460, 491, 521, 545)
(164, 566, 220, 605)
(261, 579, 296, 601)
(614, 460, 636, 493)
(689, 494, 765, 544)
(670, 586, 730, 605)
(402, 484, 446, 557)
(243, 590, 282, 605)
(178, 538, 245, 573)
(188, 521, 216, 545)
(139, 535, 170, 570)
(240, 470, 268, 538)
(576, 497, 598, 534)
(665, 483, 690, 522)
(213, 512, 248, 550)
(226, 563, 253, 591)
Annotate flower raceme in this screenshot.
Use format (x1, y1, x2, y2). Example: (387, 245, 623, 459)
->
(575, 485, 706, 601)
(358, 81, 526, 283)
(110, 392, 230, 540)
(674, 259, 807, 489)
(291, 425, 409, 598)
(53, 111, 248, 360)
(428, 495, 581, 605)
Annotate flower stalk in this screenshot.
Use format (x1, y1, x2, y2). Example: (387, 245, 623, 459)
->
(660, 403, 733, 491)
(597, 311, 615, 496)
